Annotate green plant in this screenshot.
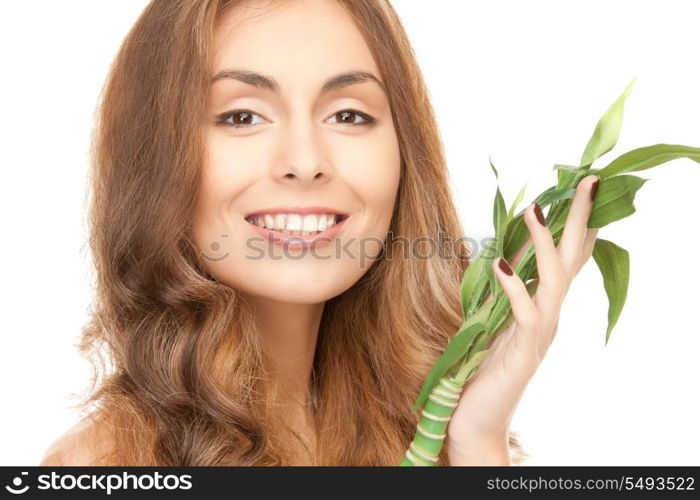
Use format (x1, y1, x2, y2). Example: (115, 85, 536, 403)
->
(400, 77, 700, 466)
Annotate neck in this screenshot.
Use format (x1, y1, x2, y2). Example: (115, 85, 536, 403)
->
(239, 291, 324, 412)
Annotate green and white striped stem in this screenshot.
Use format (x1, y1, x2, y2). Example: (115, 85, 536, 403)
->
(400, 375, 465, 466)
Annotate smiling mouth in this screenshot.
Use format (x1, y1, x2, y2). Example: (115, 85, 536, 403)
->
(244, 213, 350, 236)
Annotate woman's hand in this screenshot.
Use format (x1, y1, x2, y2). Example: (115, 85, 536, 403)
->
(446, 174, 600, 465)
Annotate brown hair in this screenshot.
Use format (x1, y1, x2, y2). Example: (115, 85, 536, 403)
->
(75, 0, 527, 465)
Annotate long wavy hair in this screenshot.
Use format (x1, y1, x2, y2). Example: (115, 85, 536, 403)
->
(74, 0, 527, 465)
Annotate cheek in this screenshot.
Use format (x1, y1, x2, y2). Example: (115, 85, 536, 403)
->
(332, 128, 400, 267)
(339, 128, 401, 219)
(192, 137, 251, 259)
(202, 134, 258, 201)
(196, 134, 260, 218)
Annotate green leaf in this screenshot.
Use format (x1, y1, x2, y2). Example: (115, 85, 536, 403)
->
(454, 348, 493, 383)
(554, 163, 588, 187)
(587, 175, 649, 228)
(454, 278, 539, 395)
(489, 157, 507, 252)
(502, 185, 579, 264)
(464, 238, 499, 317)
(463, 297, 497, 330)
(460, 248, 488, 317)
(412, 322, 489, 412)
(597, 144, 700, 178)
(506, 182, 528, 226)
(460, 300, 497, 357)
(533, 187, 576, 207)
(485, 257, 500, 300)
(485, 285, 512, 330)
(502, 213, 528, 262)
(591, 239, 630, 344)
(579, 77, 637, 168)
(482, 278, 538, 344)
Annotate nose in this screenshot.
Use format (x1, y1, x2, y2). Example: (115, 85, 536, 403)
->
(280, 166, 328, 185)
(273, 123, 333, 187)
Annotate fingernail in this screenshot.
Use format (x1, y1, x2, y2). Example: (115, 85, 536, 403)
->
(498, 257, 513, 276)
(533, 202, 546, 227)
(590, 177, 599, 202)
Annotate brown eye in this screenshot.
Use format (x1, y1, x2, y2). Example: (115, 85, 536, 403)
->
(215, 108, 376, 128)
(327, 109, 375, 126)
(215, 109, 264, 128)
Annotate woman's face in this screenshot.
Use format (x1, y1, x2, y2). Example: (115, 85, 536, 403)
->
(193, 0, 401, 304)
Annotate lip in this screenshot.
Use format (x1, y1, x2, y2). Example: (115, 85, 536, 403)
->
(245, 213, 350, 250)
(244, 206, 350, 218)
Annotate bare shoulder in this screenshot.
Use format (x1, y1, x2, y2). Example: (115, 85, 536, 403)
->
(39, 415, 115, 466)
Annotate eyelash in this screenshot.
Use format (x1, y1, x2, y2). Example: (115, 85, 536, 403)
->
(214, 108, 376, 128)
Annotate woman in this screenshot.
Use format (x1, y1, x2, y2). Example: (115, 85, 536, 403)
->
(40, 0, 598, 466)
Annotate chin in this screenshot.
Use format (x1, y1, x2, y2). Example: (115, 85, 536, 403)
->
(247, 287, 338, 305)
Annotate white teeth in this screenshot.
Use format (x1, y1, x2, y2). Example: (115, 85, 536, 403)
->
(302, 214, 318, 232)
(286, 213, 302, 231)
(274, 213, 287, 230)
(248, 212, 343, 233)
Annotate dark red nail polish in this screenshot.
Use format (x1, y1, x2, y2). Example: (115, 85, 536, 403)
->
(533, 202, 546, 226)
(590, 178, 599, 201)
(498, 257, 513, 276)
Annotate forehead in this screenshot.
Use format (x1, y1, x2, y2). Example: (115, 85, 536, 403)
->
(211, 0, 382, 85)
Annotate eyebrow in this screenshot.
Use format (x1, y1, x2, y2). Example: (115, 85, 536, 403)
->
(210, 68, 388, 97)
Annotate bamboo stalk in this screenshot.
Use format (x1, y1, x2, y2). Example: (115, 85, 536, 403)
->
(400, 375, 465, 465)
(398, 78, 700, 466)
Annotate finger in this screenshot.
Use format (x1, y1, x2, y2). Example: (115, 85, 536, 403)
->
(492, 257, 540, 357)
(575, 227, 599, 276)
(523, 202, 566, 319)
(483, 237, 532, 305)
(557, 175, 599, 278)
(549, 316, 560, 344)
(509, 235, 532, 270)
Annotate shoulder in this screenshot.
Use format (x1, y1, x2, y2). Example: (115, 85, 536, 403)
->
(39, 416, 115, 466)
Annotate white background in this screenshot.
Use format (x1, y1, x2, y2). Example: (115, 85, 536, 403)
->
(1, 0, 698, 466)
